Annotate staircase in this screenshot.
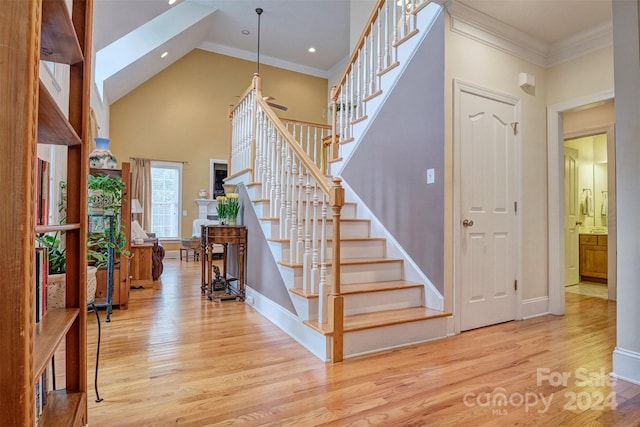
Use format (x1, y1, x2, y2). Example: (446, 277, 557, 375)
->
(226, 0, 449, 361)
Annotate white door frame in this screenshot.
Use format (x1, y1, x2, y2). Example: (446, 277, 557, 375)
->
(547, 89, 614, 315)
(453, 79, 522, 334)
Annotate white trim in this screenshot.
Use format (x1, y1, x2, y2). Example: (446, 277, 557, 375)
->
(244, 285, 329, 361)
(452, 79, 521, 334)
(546, 90, 614, 316)
(339, 179, 445, 311)
(612, 347, 640, 385)
(547, 21, 613, 67)
(447, 0, 613, 68)
(520, 296, 550, 320)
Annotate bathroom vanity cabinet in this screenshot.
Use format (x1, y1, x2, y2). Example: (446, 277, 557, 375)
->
(579, 234, 608, 282)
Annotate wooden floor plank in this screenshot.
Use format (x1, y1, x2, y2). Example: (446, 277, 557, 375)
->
(85, 259, 640, 426)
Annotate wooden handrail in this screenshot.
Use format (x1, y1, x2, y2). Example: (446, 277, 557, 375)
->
(255, 96, 331, 196)
(281, 118, 332, 129)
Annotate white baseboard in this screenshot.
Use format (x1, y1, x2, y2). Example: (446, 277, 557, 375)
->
(244, 286, 329, 361)
(521, 296, 550, 319)
(612, 347, 640, 385)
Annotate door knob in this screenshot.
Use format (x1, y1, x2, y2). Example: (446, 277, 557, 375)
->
(462, 219, 474, 227)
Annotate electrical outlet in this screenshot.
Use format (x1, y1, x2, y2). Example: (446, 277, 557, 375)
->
(183, 210, 187, 216)
(426, 168, 435, 184)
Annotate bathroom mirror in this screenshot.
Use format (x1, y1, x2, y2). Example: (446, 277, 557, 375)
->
(564, 132, 608, 232)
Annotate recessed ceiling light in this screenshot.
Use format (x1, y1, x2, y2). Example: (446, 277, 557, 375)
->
(161, 51, 168, 58)
(241, 29, 250, 35)
(168, 0, 177, 4)
(308, 47, 316, 53)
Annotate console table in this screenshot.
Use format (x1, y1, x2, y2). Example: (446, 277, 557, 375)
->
(201, 225, 247, 301)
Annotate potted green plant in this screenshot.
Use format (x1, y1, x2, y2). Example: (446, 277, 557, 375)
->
(87, 174, 130, 264)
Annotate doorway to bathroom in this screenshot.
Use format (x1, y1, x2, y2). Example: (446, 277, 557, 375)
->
(562, 101, 616, 302)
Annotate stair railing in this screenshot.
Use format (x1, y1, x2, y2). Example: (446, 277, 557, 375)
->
(329, 0, 431, 159)
(230, 75, 345, 362)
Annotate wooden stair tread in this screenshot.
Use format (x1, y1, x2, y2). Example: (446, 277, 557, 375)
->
(342, 280, 423, 294)
(304, 307, 451, 335)
(279, 257, 402, 268)
(289, 280, 422, 299)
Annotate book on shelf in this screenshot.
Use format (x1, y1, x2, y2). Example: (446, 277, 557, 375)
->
(36, 157, 50, 226)
(35, 247, 48, 322)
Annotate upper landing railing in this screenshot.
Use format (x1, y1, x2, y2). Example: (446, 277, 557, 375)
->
(329, 0, 433, 157)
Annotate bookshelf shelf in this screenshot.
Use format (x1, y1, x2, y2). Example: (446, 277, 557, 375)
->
(34, 308, 80, 381)
(37, 390, 86, 427)
(40, 0, 83, 65)
(38, 81, 82, 146)
(35, 223, 81, 234)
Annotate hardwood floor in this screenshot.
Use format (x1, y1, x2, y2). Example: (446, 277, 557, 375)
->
(86, 259, 640, 426)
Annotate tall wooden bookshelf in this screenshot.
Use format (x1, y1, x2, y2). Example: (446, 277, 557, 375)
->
(0, 0, 92, 425)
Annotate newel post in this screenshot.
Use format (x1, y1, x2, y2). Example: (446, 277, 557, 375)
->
(328, 177, 345, 362)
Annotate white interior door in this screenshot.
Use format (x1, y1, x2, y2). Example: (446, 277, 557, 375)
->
(564, 147, 580, 286)
(458, 86, 518, 331)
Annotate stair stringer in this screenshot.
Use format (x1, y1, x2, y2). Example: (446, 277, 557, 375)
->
(339, 178, 444, 311)
(329, 2, 443, 176)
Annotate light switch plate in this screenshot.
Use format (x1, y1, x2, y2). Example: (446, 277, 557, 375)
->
(426, 168, 435, 184)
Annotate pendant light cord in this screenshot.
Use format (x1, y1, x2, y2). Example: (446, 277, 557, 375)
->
(256, 8, 263, 74)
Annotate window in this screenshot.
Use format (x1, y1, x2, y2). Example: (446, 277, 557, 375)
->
(150, 161, 182, 239)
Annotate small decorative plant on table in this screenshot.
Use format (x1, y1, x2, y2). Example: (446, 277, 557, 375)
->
(226, 193, 240, 225)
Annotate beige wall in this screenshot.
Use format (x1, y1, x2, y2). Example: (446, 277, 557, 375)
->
(109, 49, 328, 238)
(546, 47, 614, 106)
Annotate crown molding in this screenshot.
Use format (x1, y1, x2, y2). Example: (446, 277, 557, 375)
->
(447, 0, 613, 68)
(547, 21, 613, 67)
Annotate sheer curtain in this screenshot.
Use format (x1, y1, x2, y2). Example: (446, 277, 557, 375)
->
(130, 158, 152, 230)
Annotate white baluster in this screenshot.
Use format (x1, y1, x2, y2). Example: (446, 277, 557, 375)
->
(302, 176, 312, 292)
(282, 145, 292, 240)
(278, 140, 287, 238)
(318, 196, 328, 324)
(289, 158, 298, 263)
(272, 130, 281, 221)
(296, 165, 305, 264)
(310, 187, 319, 294)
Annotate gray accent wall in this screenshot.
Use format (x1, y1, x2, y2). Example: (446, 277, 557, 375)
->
(342, 13, 445, 293)
(236, 185, 297, 314)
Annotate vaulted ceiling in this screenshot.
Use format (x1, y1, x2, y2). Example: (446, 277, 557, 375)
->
(93, 0, 612, 104)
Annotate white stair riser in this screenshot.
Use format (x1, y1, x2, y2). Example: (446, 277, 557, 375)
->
(253, 200, 357, 219)
(343, 287, 423, 316)
(261, 219, 370, 240)
(343, 316, 448, 358)
(270, 239, 385, 262)
(284, 260, 403, 289)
